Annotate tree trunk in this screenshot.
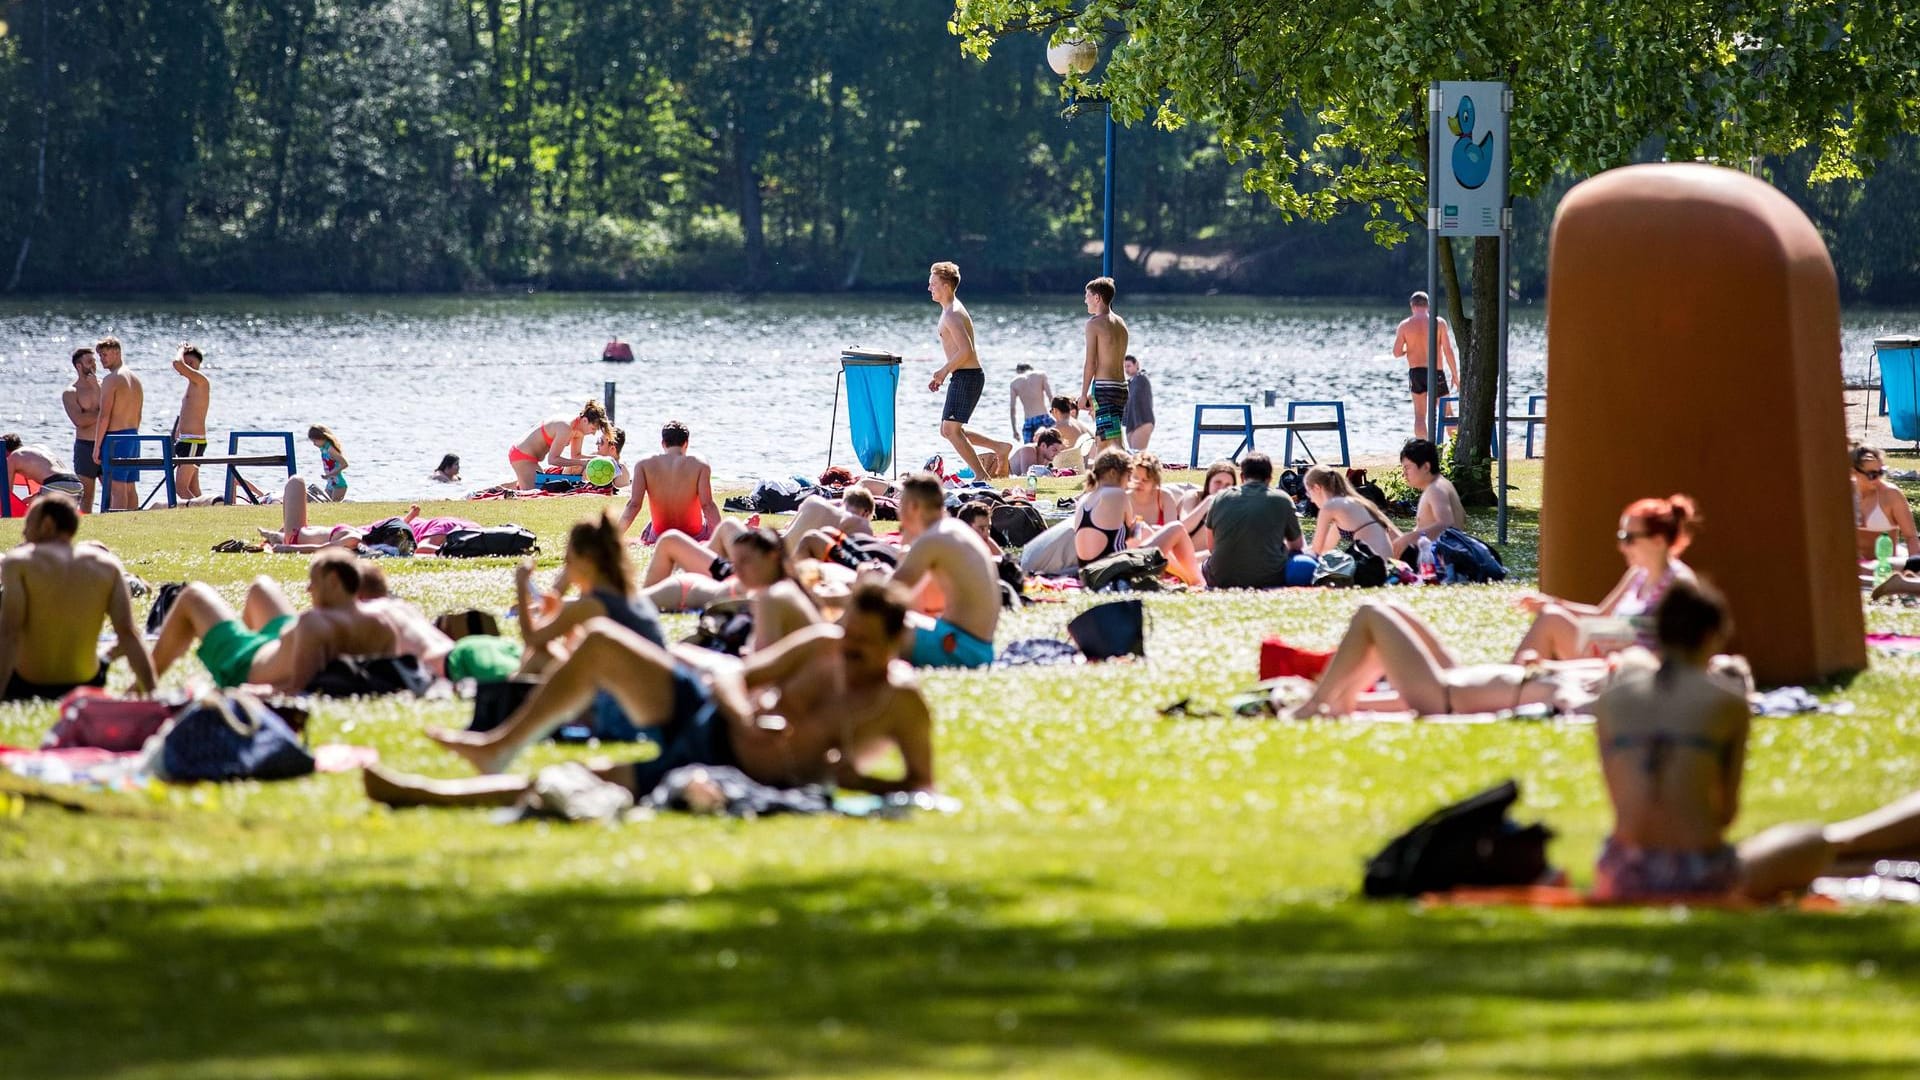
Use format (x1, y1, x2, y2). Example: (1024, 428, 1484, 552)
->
(734, 11, 769, 290)
(1450, 235, 1502, 505)
(7, 0, 52, 292)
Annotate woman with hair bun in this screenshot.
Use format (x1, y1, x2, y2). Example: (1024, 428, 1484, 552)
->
(1511, 494, 1699, 661)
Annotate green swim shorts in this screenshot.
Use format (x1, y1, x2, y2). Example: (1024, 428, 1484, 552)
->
(445, 635, 524, 684)
(197, 614, 297, 688)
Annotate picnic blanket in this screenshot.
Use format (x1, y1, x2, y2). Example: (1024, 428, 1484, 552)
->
(1421, 884, 1842, 911)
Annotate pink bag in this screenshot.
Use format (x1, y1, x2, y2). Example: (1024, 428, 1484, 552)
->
(44, 688, 182, 752)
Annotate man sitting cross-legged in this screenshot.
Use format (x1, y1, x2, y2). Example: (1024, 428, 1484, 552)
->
(365, 581, 934, 806)
(890, 470, 1000, 669)
(152, 550, 402, 692)
(0, 493, 156, 701)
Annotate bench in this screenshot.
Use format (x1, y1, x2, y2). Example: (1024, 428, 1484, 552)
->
(1436, 395, 1548, 458)
(98, 430, 299, 512)
(1190, 399, 1350, 468)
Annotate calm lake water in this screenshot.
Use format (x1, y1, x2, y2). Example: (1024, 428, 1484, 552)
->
(2, 293, 1913, 501)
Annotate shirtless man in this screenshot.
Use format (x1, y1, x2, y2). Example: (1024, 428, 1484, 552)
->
(1389, 437, 1469, 558)
(1008, 363, 1054, 443)
(151, 550, 401, 692)
(924, 261, 1011, 479)
(170, 344, 211, 500)
(713, 488, 875, 560)
(890, 471, 1000, 668)
(369, 581, 934, 805)
(0, 494, 156, 701)
(1391, 291, 1459, 441)
(61, 347, 102, 511)
(1, 434, 85, 506)
(1079, 277, 1130, 455)
(619, 420, 721, 543)
(1006, 427, 1065, 477)
(90, 337, 144, 511)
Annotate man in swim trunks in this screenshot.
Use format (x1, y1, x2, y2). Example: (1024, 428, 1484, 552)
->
(61, 347, 102, 511)
(1006, 427, 1065, 477)
(1079, 276, 1130, 456)
(925, 261, 1012, 480)
(619, 420, 721, 543)
(1, 435, 86, 507)
(169, 344, 211, 500)
(151, 550, 403, 692)
(372, 581, 934, 803)
(1008, 363, 1054, 443)
(90, 336, 144, 511)
(1392, 291, 1459, 441)
(0, 494, 156, 701)
(890, 471, 1000, 669)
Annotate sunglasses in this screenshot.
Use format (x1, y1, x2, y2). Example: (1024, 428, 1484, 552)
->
(1858, 468, 1886, 481)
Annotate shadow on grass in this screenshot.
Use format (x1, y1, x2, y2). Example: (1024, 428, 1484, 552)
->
(2, 852, 1915, 1079)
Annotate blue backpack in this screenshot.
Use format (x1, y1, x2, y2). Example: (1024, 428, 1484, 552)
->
(160, 694, 314, 782)
(1432, 527, 1507, 584)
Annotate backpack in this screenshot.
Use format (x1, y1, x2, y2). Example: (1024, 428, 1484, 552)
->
(1066, 599, 1147, 660)
(1311, 549, 1356, 587)
(683, 599, 755, 656)
(990, 503, 1046, 548)
(826, 532, 900, 571)
(1079, 548, 1168, 592)
(745, 477, 812, 514)
(1347, 539, 1389, 588)
(158, 694, 315, 783)
(1432, 526, 1507, 583)
(146, 582, 186, 635)
(305, 655, 434, 697)
(436, 525, 538, 558)
(1362, 779, 1555, 898)
(1346, 469, 1393, 515)
(434, 608, 502, 640)
(363, 517, 416, 555)
(45, 689, 184, 751)
(996, 554, 1026, 609)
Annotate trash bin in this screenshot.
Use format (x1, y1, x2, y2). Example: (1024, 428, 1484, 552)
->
(1876, 336, 1920, 441)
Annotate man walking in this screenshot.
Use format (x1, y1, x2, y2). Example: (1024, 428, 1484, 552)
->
(1391, 292, 1459, 441)
(61, 347, 101, 511)
(90, 337, 144, 511)
(1079, 277, 1129, 455)
(925, 261, 1011, 479)
(171, 344, 211, 500)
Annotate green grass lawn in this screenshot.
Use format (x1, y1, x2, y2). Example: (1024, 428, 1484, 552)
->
(4, 465, 1920, 1079)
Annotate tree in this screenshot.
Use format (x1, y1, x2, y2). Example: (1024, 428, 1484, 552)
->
(950, 0, 1920, 501)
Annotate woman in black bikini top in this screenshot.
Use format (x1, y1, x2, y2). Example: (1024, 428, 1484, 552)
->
(1074, 453, 1136, 567)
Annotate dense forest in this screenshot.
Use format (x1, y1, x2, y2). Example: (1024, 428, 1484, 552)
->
(0, 0, 1915, 301)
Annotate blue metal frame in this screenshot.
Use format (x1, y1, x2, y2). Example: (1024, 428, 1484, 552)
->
(99, 434, 175, 513)
(1435, 395, 1503, 456)
(224, 431, 299, 504)
(1190, 404, 1254, 464)
(1284, 400, 1350, 468)
(1524, 393, 1547, 460)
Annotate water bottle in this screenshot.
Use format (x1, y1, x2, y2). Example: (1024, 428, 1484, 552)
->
(1026, 471, 1038, 493)
(1876, 533, 1894, 584)
(1416, 537, 1437, 582)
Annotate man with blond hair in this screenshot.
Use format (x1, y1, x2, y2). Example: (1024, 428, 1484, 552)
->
(924, 261, 1011, 479)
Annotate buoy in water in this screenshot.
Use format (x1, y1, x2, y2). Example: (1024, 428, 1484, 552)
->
(602, 339, 634, 363)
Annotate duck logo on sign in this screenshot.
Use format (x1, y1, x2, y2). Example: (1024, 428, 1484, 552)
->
(1448, 95, 1494, 191)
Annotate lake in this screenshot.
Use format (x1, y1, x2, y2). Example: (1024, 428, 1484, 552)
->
(2, 293, 1913, 501)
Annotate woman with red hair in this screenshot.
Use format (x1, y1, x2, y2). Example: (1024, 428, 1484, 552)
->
(1511, 494, 1699, 662)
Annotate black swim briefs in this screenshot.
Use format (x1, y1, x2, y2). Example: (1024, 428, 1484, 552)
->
(73, 439, 99, 480)
(1407, 366, 1450, 397)
(618, 664, 737, 795)
(942, 367, 986, 424)
(709, 556, 734, 581)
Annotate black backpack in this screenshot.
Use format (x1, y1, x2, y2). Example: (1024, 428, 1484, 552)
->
(1347, 539, 1389, 588)
(1079, 548, 1167, 592)
(1362, 779, 1554, 898)
(363, 517, 416, 555)
(305, 655, 434, 698)
(990, 503, 1046, 548)
(436, 525, 538, 558)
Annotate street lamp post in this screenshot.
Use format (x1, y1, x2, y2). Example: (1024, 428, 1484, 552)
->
(1047, 37, 1116, 280)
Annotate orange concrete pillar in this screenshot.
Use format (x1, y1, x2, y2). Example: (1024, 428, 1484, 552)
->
(1541, 163, 1864, 684)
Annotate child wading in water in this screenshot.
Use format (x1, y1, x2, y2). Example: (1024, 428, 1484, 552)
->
(310, 424, 349, 502)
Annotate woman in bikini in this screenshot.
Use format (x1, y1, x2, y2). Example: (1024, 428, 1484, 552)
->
(643, 528, 821, 652)
(1510, 493, 1698, 662)
(514, 510, 665, 677)
(1125, 452, 1184, 530)
(508, 400, 608, 491)
(1850, 444, 1918, 560)
(1075, 449, 1203, 586)
(1302, 465, 1401, 557)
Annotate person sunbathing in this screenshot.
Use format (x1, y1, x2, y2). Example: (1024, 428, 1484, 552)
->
(891, 471, 1002, 668)
(1850, 444, 1918, 561)
(367, 582, 933, 805)
(1303, 464, 1401, 558)
(1282, 600, 1600, 719)
(642, 527, 820, 652)
(1074, 449, 1202, 586)
(151, 550, 402, 692)
(1125, 451, 1184, 528)
(0, 494, 156, 700)
(1179, 460, 1238, 554)
(509, 400, 607, 491)
(1512, 493, 1697, 661)
(257, 482, 475, 554)
(350, 562, 455, 677)
(516, 512, 666, 677)
(719, 488, 876, 559)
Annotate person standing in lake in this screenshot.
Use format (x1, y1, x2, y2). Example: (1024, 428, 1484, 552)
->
(1008, 363, 1054, 443)
(924, 261, 1011, 479)
(1392, 291, 1459, 442)
(61, 347, 101, 511)
(90, 337, 144, 511)
(1079, 277, 1129, 456)
(170, 344, 211, 501)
